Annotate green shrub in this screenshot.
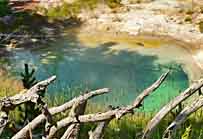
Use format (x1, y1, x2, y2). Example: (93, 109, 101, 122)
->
(0, 0, 11, 17)
(181, 125, 192, 139)
(38, 0, 122, 20)
(45, 2, 81, 19)
(199, 21, 203, 33)
(184, 16, 192, 23)
(106, 0, 122, 8)
(186, 9, 194, 15)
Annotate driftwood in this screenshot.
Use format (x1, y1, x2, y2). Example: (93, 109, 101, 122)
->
(88, 106, 115, 139)
(88, 109, 112, 139)
(60, 100, 87, 139)
(12, 88, 110, 139)
(0, 70, 168, 139)
(0, 76, 56, 111)
(142, 78, 203, 139)
(45, 71, 169, 139)
(61, 124, 79, 139)
(0, 111, 8, 135)
(4, 69, 203, 139)
(162, 96, 203, 139)
(88, 120, 111, 139)
(0, 76, 56, 136)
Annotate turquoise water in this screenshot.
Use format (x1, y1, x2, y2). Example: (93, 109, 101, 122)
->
(0, 34, 189, 112)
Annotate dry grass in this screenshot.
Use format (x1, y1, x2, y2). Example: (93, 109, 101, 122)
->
(0, 69, 23, 98)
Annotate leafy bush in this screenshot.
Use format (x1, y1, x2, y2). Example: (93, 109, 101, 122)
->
(0, 0, 11, 17)
(184, 16, 192, 23)
(45, 2, 81, 19)
(199, 21, 203, 33)
(106, 0, 122, 8)
(38, 0, 122, 20)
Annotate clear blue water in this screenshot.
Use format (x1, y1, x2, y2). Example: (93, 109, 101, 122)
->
(0, 34, 189, 112)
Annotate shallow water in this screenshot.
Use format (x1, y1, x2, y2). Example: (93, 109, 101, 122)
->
(0, 31, 193, 112)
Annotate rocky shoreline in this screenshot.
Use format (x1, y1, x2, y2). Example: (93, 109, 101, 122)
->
(77, 0, 203, 72)
(2, 0, 203, 80)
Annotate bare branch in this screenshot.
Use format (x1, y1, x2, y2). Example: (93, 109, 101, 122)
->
(0, 76, 56, 136)
(163, 96, 203, 139)
(58, 101, 87, 139)
(61, 124, 78, 139)
(88, 106, 115, 139)
(42, 104, 53, 138)
(46, 71, 169, 139)
(88, 105, 113, 139)
(142, 78, 203, 139)
(0, 76, 56, 111)
(60, 101, 86, 139)
(88, 120, 110, 139)
(0, 111, 8, 135)
(12, 88, 110, 139)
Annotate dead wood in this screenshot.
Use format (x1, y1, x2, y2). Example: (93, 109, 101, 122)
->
(12, 88, 110, 139)
(162, 96, 203, 139)
(143, 78, 203, 139)
(46, 71, 169, 139)
(0, 76, 56, 136)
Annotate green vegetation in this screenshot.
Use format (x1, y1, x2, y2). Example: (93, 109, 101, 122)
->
(181, 125, 192, 139)
(0, 0, 10, 17)
(199, 21, 203, 33)
(106, 0, 122, 8)
(0, 72, 23, 97)
(0, 0, 11, 32)
(0, 73, 203, 139)
(19, 64, 40, 124)
(1, 1, 203, 138)
(37, 0, 121, 20)
(20, 63, 37, 89)
(126, 0, 153, 4)
(184, 15, 192, 23)
(45, 97, 203, 139)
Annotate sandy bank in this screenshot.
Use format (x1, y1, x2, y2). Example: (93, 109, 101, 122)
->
(76, 0, 203, 81)
(76, 30, 203, 83)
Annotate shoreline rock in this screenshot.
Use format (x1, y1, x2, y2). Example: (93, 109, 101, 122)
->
(78, 0, 203, 76)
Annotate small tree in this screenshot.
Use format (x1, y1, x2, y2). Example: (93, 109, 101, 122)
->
(20, 64, 39, 124)
(21, 63, 37, 89)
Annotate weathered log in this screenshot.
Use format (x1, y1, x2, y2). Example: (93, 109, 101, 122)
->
(88, 106, 114, 139)
(162, 96, 203, 139)
(0, 76, 56, 111)
(0, 76, 56, 136)
(88, 118, 111, 139)
(46, 71, 169, 139)
(0, 111, 8, 135)
(59, 100, 87, 139)
(43, 104, 53, 138)
(142, 78, 203, 139)
(12, 88, 110, 139)
(61, 124, 78, 139)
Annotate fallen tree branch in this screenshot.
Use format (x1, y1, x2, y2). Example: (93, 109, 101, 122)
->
(88, 106, 115, 139)
(162, 96, 203, 139)
(0, 111, 8, 135)
(59, 100, 87, 139)
(12, 88, 110, 139)
(0, 76, 56, 136)
(0, 76, 56, 111)
(88, 106, 114, 139)
(42, 104, 53, 138)
(61, 124, 78, 139)
(88, 120, 111, 139)
(46, 71, 169, 139)
(142, 78, 203, 139)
